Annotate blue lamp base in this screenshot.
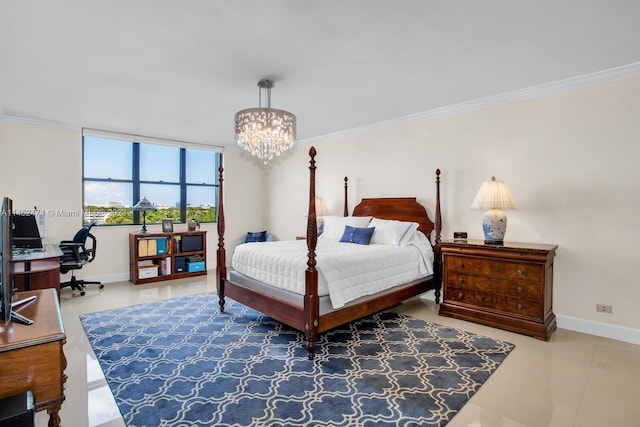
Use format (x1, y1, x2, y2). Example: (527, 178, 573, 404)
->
(482, 209, 507, 244)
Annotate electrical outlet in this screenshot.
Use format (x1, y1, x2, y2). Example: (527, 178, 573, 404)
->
(596, 304, 613, 313)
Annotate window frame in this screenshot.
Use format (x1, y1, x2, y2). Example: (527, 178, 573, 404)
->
(82, 129, 222, 227)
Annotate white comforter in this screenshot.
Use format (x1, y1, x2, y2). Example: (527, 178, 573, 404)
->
(232, 234, 434, 309)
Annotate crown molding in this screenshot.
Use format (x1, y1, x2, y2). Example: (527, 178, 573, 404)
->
(0, 117, 226, 150)
(299, 61, 640, 146)
(0, 114, 79, 131)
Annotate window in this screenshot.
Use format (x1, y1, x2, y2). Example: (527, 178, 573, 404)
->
(82, 131, 221, 227)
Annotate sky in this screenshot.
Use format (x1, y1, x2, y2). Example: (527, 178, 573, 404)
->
(83, 137, 217, 207)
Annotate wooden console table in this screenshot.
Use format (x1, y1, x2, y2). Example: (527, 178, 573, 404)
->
(0, 289, 67, 427)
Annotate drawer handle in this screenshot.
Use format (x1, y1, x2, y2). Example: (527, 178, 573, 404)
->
(458, 277, 464, 284)
(517, 303, 523, 310)
(458, 262, 465, 268)
(517, 269, 524, 275)
(516, 286, 524, 293)
(457, 293, 464, 299)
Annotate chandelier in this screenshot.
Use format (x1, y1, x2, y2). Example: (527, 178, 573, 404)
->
(234, 79, 297, 164)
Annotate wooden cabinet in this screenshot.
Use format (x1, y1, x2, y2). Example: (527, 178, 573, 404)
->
(438, 239, 558, 340)
(0, 289, 66, 427)
(129, 231, 207, 284)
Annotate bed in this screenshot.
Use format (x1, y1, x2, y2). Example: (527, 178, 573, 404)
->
(216, 146, 442, 359)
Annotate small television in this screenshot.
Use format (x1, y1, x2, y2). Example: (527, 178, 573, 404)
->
(12, 214, 43, 249)
(1, 198, 36, 325)
(1, 197, 14, 322)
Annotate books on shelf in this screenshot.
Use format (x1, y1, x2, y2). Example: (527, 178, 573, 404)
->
(130, 230, 207, 284)
(137, 238, 169, 256)
(159, 258, 172, 275)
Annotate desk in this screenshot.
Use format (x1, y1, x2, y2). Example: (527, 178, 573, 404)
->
(13, 245, 63, 294)
(0, 289, 66, 427)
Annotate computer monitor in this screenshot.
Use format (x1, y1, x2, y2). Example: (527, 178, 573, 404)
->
(1, 197, 14, 322)
(2, 198, 36, 325)
(12, 214, 43, 249)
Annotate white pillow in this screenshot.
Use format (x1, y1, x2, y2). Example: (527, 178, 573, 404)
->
(319, 216, 372, 240)
(369, 218, 419, 246)
(404, 229, 430, 245)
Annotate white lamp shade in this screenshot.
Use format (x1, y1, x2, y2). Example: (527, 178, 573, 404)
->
(471, 177, 516, 244)
(315, 197, 329, 217)
(470, 177, 516, 210)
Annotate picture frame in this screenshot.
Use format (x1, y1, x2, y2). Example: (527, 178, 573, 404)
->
(162, 219, 174, 233)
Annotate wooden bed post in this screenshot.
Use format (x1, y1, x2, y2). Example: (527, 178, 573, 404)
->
(305, 147, 320, 360)
(343, 177, 349, 217)
(216, 160, 226, 312)
(433, 168, 442, 304)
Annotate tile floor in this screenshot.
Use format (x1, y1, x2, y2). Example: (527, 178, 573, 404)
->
(37, 275, 640, 427)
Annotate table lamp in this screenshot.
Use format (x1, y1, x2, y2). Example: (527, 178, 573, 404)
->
(315, 197, 329, 235)
(132, 197, 156, 233)
(470, 176, 516, 244)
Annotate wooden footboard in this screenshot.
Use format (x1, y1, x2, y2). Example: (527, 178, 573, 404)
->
(217, 147, 442, 360)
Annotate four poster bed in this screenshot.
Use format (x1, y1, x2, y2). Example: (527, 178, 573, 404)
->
(216, 146, 442, 359)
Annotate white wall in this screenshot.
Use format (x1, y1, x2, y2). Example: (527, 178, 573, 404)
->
(266, 76, 640, 343)
(0, 123, 265, 281)
(221, 149, 270, 257)
(0, 125, 87, 250)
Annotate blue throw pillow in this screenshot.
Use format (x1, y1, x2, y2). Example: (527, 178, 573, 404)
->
(339, 226, 375, 245)
(246, 231, 267, 243)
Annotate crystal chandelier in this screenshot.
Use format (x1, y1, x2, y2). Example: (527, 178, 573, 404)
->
(234, 79, 297, 164)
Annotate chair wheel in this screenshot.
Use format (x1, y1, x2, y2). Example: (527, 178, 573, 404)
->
(99, 285, 104, 289)
(80, 291, 86, 296)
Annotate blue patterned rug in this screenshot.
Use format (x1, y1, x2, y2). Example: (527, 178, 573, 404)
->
(80, 294, 514, 427)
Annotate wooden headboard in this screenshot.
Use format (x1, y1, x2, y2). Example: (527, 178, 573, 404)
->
(344, 169, 442, 244)
(352, 198, 435, 239)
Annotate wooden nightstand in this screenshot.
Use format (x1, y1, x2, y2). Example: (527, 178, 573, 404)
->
(438, 239, 558, 340)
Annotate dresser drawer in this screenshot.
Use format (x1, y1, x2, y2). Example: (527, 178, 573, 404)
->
(444, 286, 475, 305)
(505, 298, 541, 318)
(495, 281, 540, 300)
(446, 272, 541, 300)
(475, 292, 507, 311)
(474, 293, 541, 318)
(445, 255, 542, 282)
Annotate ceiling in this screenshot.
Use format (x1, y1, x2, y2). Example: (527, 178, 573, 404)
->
(1, 1, 640, 148)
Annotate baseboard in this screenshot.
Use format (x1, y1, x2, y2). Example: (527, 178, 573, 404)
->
(556, 315, 640, 346)
(419, 292, 640, 346)
(81, 273, 129, 285)
(86, 270, 215, 286)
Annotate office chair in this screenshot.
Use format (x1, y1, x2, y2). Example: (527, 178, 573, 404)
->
(59, 222, 104, 296)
